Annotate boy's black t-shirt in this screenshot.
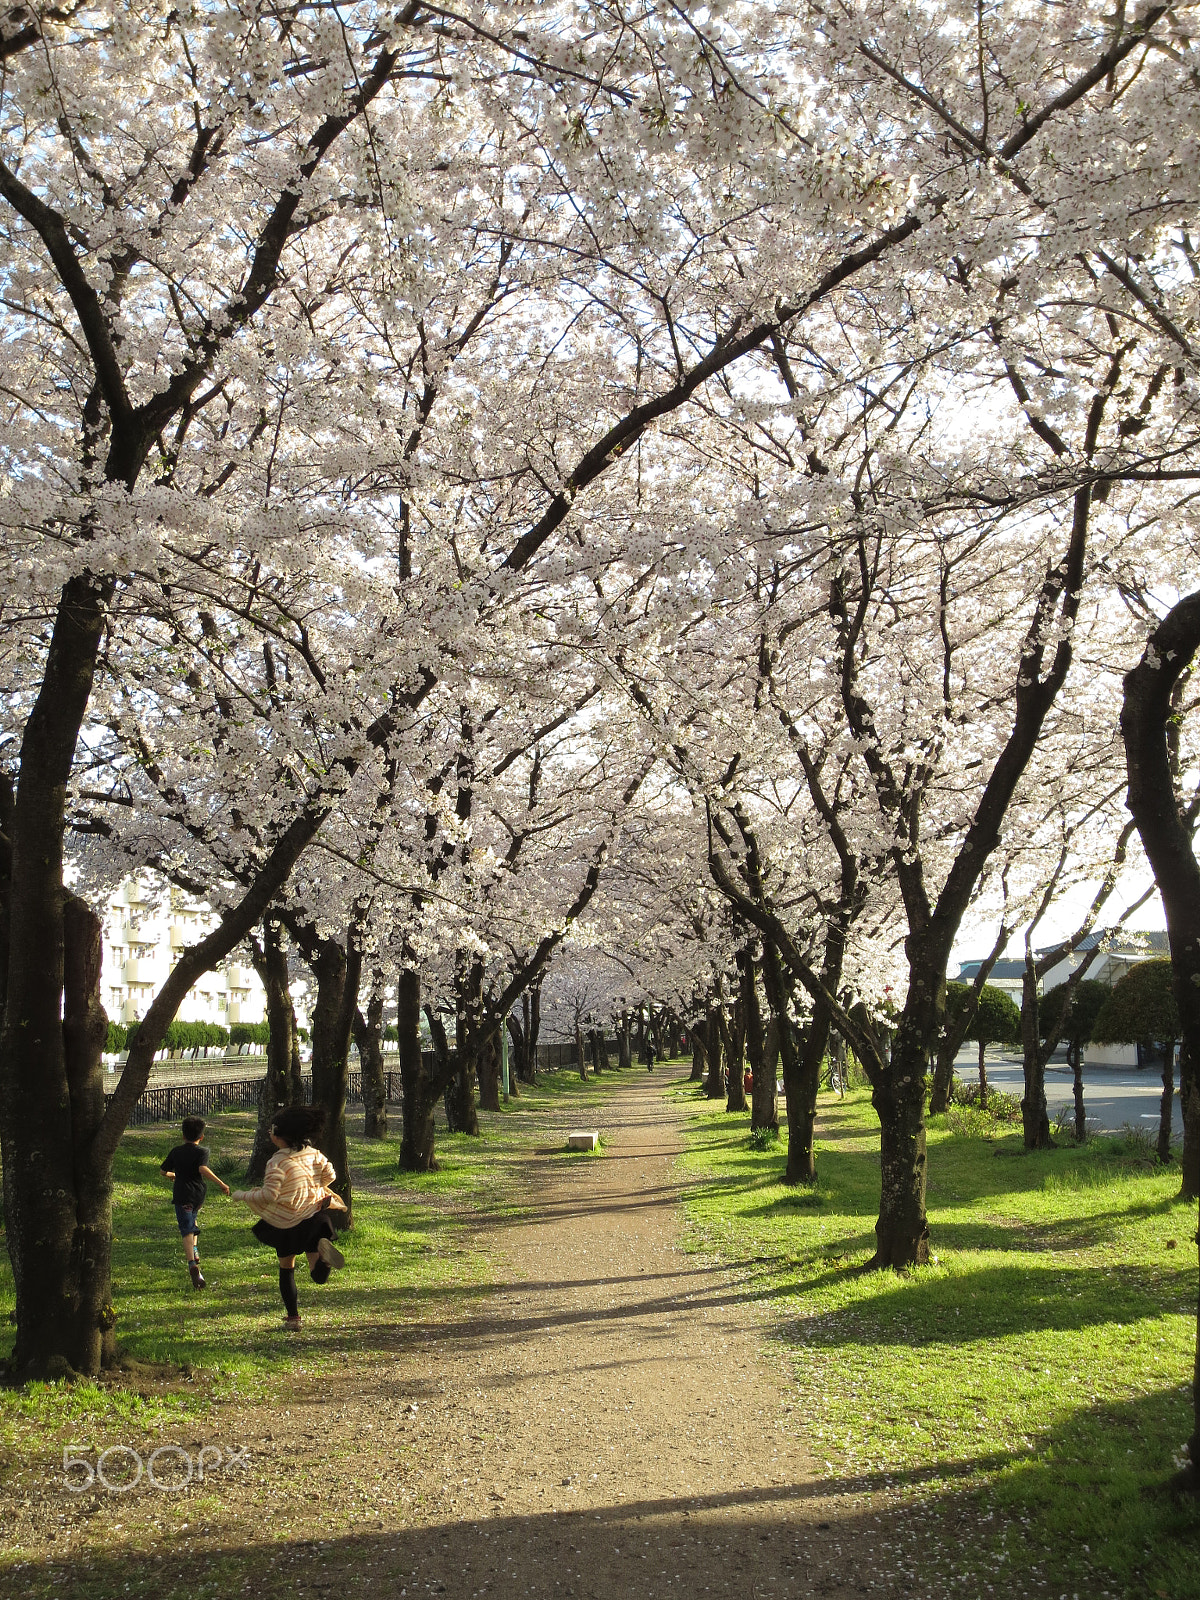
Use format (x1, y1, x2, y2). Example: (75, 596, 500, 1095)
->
(161, 1143, 210, 1208)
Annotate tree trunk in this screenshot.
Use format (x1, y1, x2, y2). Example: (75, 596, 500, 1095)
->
(1072, 1042, 1087, 1145)
(704, 1003, 725, 1099)
(249, 920, 301, 1183)
(1158, 1042, 1176, 1166)
(761, 940, 808, 1182)
(507, 1010, 530, 1085)
(449, 963, 481, 1135)
(597, 1028, 611, 1072)
(355, 981, 388, 1138)
(977, 1037, 988, 1112)
(747, 964, 778, 1133)
(690, 1018, 708, 1083)
(725, 967, 749, 1113)
(478, 1028, 502, 1113)
(1119, 591, 1200, 1484)
(0, 574, 117, 1378)
(1020, 962, 1052, 1149)
(788, 1002, 829, 1183)
(307, 935, 360, 1220)
(575, 1019, 588, 1080)
(870, 1055, 931, 1268)
(1180, 1044, 1199, 1202)
(929, 1028, 959, 1115)
(504, 1018, 520, 1098)
(528, 985, 542, 1078)
(63, 894, 116, 1374)
(402, 997, 445, 1167)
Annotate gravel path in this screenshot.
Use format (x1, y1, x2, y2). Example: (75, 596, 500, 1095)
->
(4, 1066, 954, 1599)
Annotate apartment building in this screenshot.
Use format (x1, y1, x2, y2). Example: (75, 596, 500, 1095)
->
(102, 875, 268, 1028)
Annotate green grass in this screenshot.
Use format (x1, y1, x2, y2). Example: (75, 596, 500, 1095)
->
(0, 1065, 627, 1469)
(675, 1083, 1200, 1598)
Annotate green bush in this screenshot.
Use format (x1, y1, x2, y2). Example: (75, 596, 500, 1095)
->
(229, 1021, 270, 1046)
(105, 1020, 128, 1053)
(127, 1019, 230, 1054)
(949, 1079, 1022, 1121)
(383, 1024, 399, 1043)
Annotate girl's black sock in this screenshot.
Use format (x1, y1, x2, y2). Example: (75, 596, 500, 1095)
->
(278, 1267, 299, 1318)
(310, 1261, 332, 1285)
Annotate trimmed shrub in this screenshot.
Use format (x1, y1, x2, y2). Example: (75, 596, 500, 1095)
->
(229, 1021, 270, 1046)
(128, 1019, 230, 1053)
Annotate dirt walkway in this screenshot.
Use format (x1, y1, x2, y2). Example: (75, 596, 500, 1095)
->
(6, 1067, 946, 1600)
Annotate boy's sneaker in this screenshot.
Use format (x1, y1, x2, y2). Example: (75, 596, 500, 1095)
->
(316, 1237, 345, 1272)
(188, 1262, 206, 1289)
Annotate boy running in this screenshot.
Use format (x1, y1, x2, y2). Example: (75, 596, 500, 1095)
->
(161, 1116, 229, 1289)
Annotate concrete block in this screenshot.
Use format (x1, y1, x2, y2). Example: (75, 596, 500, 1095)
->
(567, 1130, 599, 1151)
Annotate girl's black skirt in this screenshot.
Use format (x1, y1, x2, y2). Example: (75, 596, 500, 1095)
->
(251, 1200, 336, 1256)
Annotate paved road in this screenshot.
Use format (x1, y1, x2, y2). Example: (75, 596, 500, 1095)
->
(953, 1045, 1180, 1140)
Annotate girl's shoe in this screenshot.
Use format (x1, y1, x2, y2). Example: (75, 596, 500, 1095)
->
(317, 1237, 346, 1271)
(283, 1315, 302, 1330)
(189, 1262, 206, 1289)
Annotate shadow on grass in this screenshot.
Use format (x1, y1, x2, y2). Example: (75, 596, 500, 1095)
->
(773, 1259, 1194, 1346)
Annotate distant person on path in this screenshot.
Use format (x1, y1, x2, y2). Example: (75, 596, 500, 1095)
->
(231, 1105, 346, 1330)
(161, 1116, 230, 1289)
(646, 1043, 655, 1072)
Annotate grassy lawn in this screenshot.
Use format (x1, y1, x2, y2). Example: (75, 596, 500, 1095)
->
(0, 1067, 610, 1477)
(674, 1082, 1200, 1598)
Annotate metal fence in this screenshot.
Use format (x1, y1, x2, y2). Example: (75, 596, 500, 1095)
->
(106, 1036, 612, 1125)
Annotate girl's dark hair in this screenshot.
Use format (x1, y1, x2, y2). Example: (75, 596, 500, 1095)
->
(271, 1105, 326, 1150)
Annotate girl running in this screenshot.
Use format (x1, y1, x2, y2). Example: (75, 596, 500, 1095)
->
(231, 1105, 346, 1329)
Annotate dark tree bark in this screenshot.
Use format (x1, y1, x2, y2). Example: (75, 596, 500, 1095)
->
(690, 1016, 708, 1083)
(760, 940, 805, 1182)
(618, 1008, 631, 1070)
(249, 918, 302, 1183)
(1157, 1042, 1177, 1166)
(355, 979, 388, 1138)
(0, 578, 114, 1379)
(596, 1028, 611, 1072)
(478, 1028, 502, 1113)
(448, 1023, 480, 1135)
(575, 1018, 588, 1080)
(504, 1019, 520, 1098)
(507, 1009, 530, 1085)
(704, 1001, 725, 1099)
(528, 985, 542, 1076)
(1019, 959, 1053, 1148)
(397, 974, 439, 1171)
(1180, 1044, 1200, 1203)
(1120, 589, 1200, 1485)
(445, 959, 482, 1135)
(746, 959, 778, 1133)
(306, 934, 361, 1220)
(977, 1037, 989, 1112)
(725, 967, 749, 1113)
(404, 999, 447, 1163)
(1071, 1043, 1087, 1145)
(61, 893, 115, 1374)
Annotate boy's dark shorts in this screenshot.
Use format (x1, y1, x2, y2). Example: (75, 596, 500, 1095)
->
(174, 1204, 201, 1236)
